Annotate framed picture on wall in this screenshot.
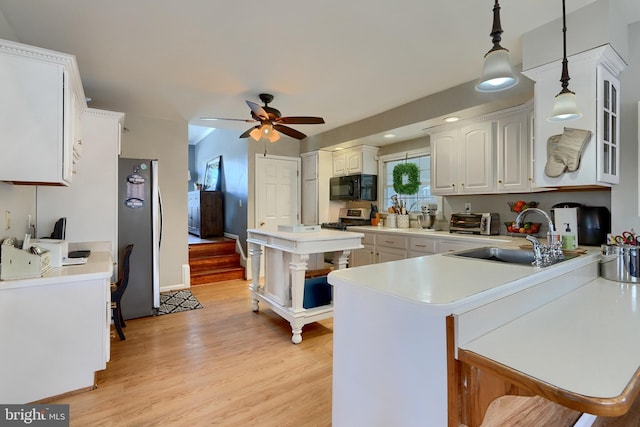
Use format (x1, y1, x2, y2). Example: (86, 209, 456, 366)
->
(203, 156, 221, 191)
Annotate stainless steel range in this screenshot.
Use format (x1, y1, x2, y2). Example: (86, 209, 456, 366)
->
(321, 208, 371, 230)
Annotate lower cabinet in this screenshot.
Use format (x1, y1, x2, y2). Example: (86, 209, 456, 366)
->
(350, 233, 375, 267)
(408, 236, 438, 258)
(437, 239, 482, 253)
(188, 190, 223, 238)
(350, 230, 495, 266)
(375, 235, 408, 263)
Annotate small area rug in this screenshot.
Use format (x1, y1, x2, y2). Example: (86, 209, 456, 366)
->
(157, 290, 203, 315)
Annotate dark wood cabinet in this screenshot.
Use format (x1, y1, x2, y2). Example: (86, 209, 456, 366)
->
(188, 191, 223, 238)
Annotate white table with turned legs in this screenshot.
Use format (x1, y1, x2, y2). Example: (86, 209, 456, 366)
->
(247, 228, 363, 344)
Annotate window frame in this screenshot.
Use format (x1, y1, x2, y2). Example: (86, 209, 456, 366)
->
(377, 148, 434, 214)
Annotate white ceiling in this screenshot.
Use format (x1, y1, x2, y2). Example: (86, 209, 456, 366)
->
(2, 0, 637, 147)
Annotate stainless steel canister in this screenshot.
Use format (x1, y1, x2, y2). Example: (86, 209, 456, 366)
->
(600, 244, 640, 283)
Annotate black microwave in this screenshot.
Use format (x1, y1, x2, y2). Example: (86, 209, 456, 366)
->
(329, 174, 377, 201)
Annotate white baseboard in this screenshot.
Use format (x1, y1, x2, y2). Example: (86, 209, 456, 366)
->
(160, 284, 189, 292)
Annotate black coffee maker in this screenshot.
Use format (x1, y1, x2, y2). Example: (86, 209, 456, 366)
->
(551, 203, 611, 246)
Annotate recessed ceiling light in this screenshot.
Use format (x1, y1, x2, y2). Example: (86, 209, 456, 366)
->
(444, 117, 460, 123)
(383, 133, 397, 139)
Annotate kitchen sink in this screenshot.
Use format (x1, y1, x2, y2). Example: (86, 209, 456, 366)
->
(448, 246, 579, 265)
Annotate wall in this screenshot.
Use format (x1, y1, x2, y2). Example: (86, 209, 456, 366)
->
(0, 184, 35, 242)
(611, 21, 640, 234)
(120, 113, 188, 291)
(522, 0, 630, 70)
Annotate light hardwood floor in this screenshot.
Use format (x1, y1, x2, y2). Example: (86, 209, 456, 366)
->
(48, 279, 333, 426)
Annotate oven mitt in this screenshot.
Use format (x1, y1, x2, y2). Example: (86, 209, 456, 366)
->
(544, 134, 566, 177)
(544, 128, 593, 177)
(560, 128, 592, 172)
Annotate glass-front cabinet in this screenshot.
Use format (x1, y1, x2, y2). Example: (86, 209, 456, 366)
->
(597, 65, 619, 184)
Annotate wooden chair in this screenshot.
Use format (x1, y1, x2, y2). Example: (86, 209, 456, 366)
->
(111, 244, 134, 340)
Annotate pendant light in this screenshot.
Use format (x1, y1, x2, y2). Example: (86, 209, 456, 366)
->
(475, 0, 519, 92)
(548, 0, 582, 122)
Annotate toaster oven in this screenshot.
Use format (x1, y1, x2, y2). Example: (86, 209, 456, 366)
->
(449, 213, 501, 235)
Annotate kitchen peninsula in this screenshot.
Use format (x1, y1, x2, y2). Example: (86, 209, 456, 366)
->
(327, 239, 620, 426)
(247, 227, 363, 343)
(0, 243, 113, 404)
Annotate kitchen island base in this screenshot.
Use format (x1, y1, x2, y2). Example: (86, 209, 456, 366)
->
(247, 228, 363, 344)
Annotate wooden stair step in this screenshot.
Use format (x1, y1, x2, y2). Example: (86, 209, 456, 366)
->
(189, 253, 240, 271)
(188, 240, 244, 285)
(191, 267, 245, 285)
(189, 241, 236, 259)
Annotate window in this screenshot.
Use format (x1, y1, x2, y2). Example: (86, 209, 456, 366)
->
(380, 151, 437, 213)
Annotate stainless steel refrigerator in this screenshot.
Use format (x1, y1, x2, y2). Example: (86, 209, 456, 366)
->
(118, 158, 161, 319)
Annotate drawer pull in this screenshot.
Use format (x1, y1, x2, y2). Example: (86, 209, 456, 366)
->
(415, 244, 427, 248)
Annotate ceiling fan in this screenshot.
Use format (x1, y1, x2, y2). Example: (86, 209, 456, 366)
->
(200, 93, 325, 142)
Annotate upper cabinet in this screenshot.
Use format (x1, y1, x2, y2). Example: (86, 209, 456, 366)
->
(0, 39, 86, 185)
(431, 122, 493, 195)
(430, 105, 532, 195)
(522, 44, 625, 188)
(332, 145, 378, 176)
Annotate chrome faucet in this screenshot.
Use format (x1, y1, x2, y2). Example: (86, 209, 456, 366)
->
(515, 207, 555, 243)
(517, 208, 564, 267)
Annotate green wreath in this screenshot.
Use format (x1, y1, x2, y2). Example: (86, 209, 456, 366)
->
(392, 163, 420, 195)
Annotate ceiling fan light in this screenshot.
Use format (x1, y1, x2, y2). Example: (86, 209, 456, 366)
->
(249, 127, 262, 141)
(476, 49, 519, 92)
(268, 130, 280, 143)
(548, 90, 583, 122)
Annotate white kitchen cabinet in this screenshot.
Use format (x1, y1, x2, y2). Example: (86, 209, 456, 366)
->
(408, 236, 438, 258)
(350, 233, 376, 267)
(36, 109, 124, 262)
(332, 145, 379, 176)
(436, 239, 485, 253)
(301, 151, 333, 226)
(431, 122, 494, 195)
(0, 39, 86, 185)
(496, 108, 531, 193)
(375, 234, 408, 263)
(522, 44, 625, 188)
(0, 251, 113, 404)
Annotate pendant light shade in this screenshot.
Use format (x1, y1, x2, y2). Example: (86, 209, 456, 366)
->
(549, 91, 582, 122)
(548, 0, 582, 122)
(475, 0, 519, 92)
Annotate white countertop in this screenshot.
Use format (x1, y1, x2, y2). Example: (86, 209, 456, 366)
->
(247, 227, 364, 254)
(460, 277, 640, 409)
(346, 225, 523, 244)
(0, 251, 113, 290)
(329, 246, 600, 307)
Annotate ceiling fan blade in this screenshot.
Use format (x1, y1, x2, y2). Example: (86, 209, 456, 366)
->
(239, 126, 258, 138)
(276, 116, 325, 125)
(273, 124, 307, 140)
(246, 100, 269, 120)
(199, 117, 256, 123)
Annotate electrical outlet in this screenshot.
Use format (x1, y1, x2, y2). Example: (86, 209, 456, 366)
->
(464, 203, 471, 213)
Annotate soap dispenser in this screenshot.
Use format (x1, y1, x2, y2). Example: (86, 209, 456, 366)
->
(562, 223, 577, 250)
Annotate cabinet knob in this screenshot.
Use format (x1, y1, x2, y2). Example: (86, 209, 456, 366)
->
(498, 179, 503, 184)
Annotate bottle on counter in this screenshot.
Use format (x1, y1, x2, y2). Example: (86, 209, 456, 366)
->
(562, 223, 577, 250)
